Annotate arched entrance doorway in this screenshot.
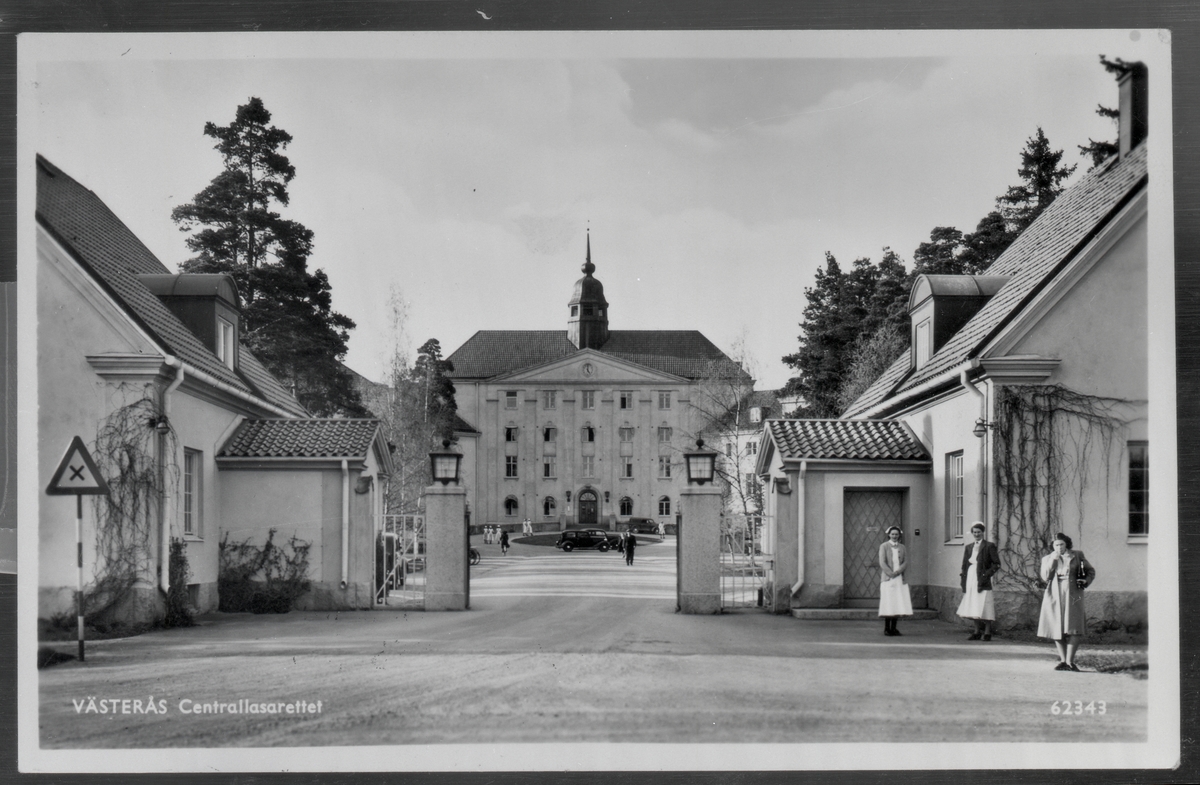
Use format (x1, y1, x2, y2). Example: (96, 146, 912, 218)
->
(578, 489, 599, 525)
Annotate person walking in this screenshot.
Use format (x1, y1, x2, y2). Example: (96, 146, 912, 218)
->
(878, 526, 913, 636)
(625, 532, 637, 566)
(957, 522, 1000, 640)
(523, 516, 532, 537)
(1038, 532, 1095, 671)
(499, 529, 510, 556)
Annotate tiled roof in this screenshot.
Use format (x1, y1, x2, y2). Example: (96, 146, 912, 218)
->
(842, 145, 1148, 418)
(765, 419, 930, 462)
(238, 350, 310, 417)
(36, 155, 307, 417)
(446, 330, 746, 381)
(218, 418, 382, 459)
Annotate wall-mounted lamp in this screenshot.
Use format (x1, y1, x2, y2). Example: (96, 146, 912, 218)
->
(972, 418, 995, 439)
(565, 490, 572, 503)
(604, 491, 610, 504)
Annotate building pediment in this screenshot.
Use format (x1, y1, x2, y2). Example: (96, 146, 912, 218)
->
(492, 349, 687, 384)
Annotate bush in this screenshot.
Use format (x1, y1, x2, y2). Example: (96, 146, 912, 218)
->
(163, 538, 195, 628)
(218, 529, 312, 614)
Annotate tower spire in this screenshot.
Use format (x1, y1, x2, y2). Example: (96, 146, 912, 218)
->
(583, 229, 595, 275)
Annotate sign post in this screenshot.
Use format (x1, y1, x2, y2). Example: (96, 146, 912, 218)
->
(46, 436, 110, 662)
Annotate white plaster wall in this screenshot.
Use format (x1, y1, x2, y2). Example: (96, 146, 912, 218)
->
(218, 469, 327, 582)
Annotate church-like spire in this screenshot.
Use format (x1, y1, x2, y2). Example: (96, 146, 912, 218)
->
(568, 229, 609, 350)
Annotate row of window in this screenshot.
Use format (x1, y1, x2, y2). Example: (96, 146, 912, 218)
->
(944, 441, 1149, 538)
(503, 496, 674, 517)
(505, 390, 674, 411)
(506, 455, 676, 479)
(724, 440, 757, 456)
(504, 426, 673, 443)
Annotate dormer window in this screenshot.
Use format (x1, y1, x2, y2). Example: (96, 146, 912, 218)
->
(750, 407, 762, 424)
(908, 274, 1011, 373)
(217, 316, 236, 369)
(914, 318, 932, 369)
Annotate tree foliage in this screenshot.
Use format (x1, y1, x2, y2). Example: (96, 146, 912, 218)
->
(365, 289, 460, 515)
(1078, 55, 1139, 169)
(688, 338, 761, 516)
(172, 97, 365, 417)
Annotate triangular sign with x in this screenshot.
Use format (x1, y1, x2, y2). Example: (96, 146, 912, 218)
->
(46, 435, 110, 496)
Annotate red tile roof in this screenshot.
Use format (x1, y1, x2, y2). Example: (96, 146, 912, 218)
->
(446, 330, 747, 381)
(218, 418, 383, 459)
(843, 145, 1148, 418)
(765, 419, 930, 462)
(36, 155, 307, 417)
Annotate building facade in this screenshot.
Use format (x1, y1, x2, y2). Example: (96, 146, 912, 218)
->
(446, 241, 748, 530)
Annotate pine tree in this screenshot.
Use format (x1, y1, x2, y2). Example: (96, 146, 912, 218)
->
(1078, 55, 1138, 169)
(172, 97, 366, 417)
(996, 127, 1077, 234)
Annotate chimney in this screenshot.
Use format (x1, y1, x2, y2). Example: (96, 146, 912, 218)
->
(1118, 62, 1148, 157)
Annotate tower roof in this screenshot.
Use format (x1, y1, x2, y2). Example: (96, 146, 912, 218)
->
(569, 232, 608, 307)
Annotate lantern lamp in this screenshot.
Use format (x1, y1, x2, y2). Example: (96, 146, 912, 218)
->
(684, 438, 718, 485)
(429, 440, 462, 485)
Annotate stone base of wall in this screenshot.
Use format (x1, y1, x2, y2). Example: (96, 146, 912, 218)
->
(795, 583, 842, 608)
(190, 582, 219, 615)
(926, 585, 1148, 631)
(295, 581, 374, 611)
(39, 584, 165, 627)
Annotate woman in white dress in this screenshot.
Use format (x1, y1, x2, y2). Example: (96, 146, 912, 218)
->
(878, 526, 913, 636)
(957, 522, 1000, 640)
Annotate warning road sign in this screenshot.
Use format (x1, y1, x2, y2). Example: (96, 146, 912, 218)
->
(46, 435, 109, 496)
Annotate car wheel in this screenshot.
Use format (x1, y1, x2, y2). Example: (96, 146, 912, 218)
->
(598, 543, 609, 552)
(561, 542, 574, 552)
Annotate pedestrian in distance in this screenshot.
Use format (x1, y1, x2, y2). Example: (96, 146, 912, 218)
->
(625, 531, 637, 566)
(500, 529, 509, 555)
(483, 525, 491, 544)
(878, 526, 913, 636)
(957, 522, 1000, 640)
(616, 532, 625, 554)
(1038, 532, 1095, 672)
(523, 516, 532, 537)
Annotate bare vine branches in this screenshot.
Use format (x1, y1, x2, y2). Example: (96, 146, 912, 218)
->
(993, 384, 1125, 599)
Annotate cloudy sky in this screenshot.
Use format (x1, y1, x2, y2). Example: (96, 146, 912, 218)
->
(21, 31, 1159, 389)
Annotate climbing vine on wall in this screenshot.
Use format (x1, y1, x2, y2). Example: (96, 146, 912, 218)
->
(218, 528, 313, 613)
(85, 385, 178, 623)
(992, 384, 1126, 599)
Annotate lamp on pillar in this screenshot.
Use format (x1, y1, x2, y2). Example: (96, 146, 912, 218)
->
(429, 440, 462, 486)
(684, 438, 718, 485)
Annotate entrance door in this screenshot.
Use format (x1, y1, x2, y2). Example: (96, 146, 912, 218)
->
(578, 490, 598, 526)
(843, 490, 903, 602)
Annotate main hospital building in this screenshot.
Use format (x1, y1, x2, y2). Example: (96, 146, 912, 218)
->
(445, 239, 747, 530)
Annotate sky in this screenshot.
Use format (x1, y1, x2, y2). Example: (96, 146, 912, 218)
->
(21, 30, 1159, 390)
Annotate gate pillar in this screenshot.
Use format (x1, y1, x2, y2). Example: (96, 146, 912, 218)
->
(678, 485, 722, 614)
(424, 484, 468, 611)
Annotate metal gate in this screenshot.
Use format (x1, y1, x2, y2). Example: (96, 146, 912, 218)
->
(843, 490, 903, 601)
(376, 514, 425, 605)
(720, 513, 768, 608)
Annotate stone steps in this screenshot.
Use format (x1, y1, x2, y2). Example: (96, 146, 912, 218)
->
(791, 608, 942, 621)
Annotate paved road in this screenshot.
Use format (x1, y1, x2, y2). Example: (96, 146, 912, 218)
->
(38, 537, 1147, 755)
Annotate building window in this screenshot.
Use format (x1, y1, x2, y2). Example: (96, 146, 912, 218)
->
(581, 426, 595, 442)
(543, 456, 556, 478)
(1129, 442, 1148, 536)
(583, 305, 594, 316)
(543, 496, 557, 517)
(746, 440, 758, 456)
(505, 427, 518, 442)
(571, 305, 579, 317)
(744, 473, 756, 493)
(658, 496, 671, 516)
(622, 458, 633, 478)
(505, 497, 519, 516)
(658, 456, 671, 479)
(619, 391, 634, 410)
(542, 390, 557, 410)
(581, 455, 595, 477)
(725, 443, 732, 457)
(183, 448, 201, 537)
(658, 391, 671, 410)
(750, 407, 762, 424)
(946, 451, 964, 539)
(505, 456, 518, 478)
(619, 426, 635, 442)
(620, 497, 633, 516)
(581, 390, 596, 410)
(216, 318, 235, 370)
(505, 391, 518, 409)
(658, 426, 672, 443)
(543, 426, 557, 442)
(915, 319, 932, 369)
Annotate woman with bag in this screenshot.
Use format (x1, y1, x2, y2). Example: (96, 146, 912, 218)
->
(1037, 532, 1096, 671)
(877, 526, 913, 636)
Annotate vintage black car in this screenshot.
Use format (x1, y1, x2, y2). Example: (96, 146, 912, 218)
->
(555, 529, 613, 552)
(623, 517, 662, 535)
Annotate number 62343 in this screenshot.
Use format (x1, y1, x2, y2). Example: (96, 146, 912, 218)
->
(1051, 700, 1106, 715)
